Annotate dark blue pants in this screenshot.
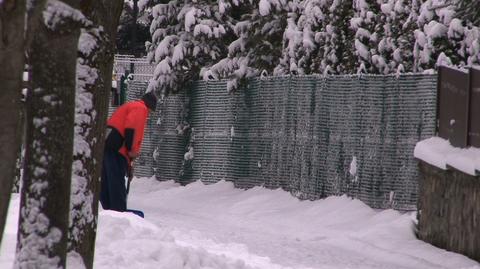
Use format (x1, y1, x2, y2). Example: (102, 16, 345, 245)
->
(100, 149, 128, 211)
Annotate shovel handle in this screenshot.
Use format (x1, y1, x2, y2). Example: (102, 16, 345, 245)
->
(126, 164, 133, 194)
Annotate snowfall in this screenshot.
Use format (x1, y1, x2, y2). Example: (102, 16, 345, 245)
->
(1, 177, 480, 269)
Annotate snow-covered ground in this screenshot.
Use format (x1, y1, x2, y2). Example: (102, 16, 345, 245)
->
(1, 177, 479, 269)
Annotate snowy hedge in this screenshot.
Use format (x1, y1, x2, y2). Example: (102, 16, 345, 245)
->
(141, 0, 480, 94)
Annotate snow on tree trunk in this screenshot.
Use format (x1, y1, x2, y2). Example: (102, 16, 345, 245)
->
(0, 0, 27, 247)
(67, 1, 123, 268)
(15, 1, 83, 268)
(69, 26, 103, 269)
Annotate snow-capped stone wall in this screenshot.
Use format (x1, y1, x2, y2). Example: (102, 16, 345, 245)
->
(417, 159, 480, 262)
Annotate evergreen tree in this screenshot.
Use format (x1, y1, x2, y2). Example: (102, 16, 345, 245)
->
(205, 0, 289, 91)
(461, 23, 480, 65)
(446, 18, 480, 66)
(145, 0, 234, 95)
(117, 1, 152, 56)
(351, 0, 382, 73)
(456, 0, 480, 26)
(275, 0, 332, 75)
(320, 0, 355, 74)
(376, 0, 402, 74)
(274, 0, 303, 75)
(141, 0, 480, 84)
(413, 0, 455, 71)
(394, 0, 417, 72)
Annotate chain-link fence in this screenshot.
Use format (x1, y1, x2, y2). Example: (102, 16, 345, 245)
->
(113, 55, 153, 82)
(187, 75, 436, 210)
(125, 82, 189, 183)
(119, 68, 437, 210)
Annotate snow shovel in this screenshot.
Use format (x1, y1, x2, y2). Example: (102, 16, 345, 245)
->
(125, 164, 145, 218)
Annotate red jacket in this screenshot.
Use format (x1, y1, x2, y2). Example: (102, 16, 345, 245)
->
(107, 100, 149, 162)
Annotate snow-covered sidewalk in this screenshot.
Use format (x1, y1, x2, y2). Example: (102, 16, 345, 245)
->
(1, 177, 479, 269)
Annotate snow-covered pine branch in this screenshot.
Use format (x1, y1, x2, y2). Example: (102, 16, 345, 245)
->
(205, 0, 289, 91)
(350, 0, 381, 74)
(412, 0, 480, 71)
(456, 0, 480, 25)
(144, 0, 479, 87)
(275, 0, 334, 75)
(146, 0, 233, 95)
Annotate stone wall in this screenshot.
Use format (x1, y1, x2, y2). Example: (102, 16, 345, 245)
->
(417, 161, 480, 262)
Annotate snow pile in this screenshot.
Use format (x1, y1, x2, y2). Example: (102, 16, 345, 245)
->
(94, 211, 255, 269)
(414, 136, 480, 176)
(0, 194, 256, 269)
(3, 178, 480, 269)
(129, 178, 480, 269)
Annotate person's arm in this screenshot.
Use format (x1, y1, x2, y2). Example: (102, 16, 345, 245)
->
(124, 106, 148, 158)
(124, 128, 136, 158)
(124, 107, 143, 158)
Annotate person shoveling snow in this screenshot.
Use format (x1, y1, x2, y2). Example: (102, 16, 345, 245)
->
(100, 91, 158, 217)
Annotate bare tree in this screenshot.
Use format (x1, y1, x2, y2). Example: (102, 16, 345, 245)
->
(68, 1, 123, 268)
(15, 0, 84, 268)
(0, 0, 27, 247)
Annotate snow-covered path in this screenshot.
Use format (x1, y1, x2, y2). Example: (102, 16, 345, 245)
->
(1, 177, 479, 269)
(128, 177, 479, 269)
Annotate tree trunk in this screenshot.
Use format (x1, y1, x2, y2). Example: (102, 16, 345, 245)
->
(0, 0, 26, 247)
(68, 26, 106, 268)
(15, 1, 81, 268)
(12, 106, 26, 193)
(131, 0, 138, 56)
(67, 1, 123, 268)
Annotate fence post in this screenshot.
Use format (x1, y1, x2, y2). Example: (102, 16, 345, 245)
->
(468, 67, 480, 147)
(437, 66, 470, 148)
